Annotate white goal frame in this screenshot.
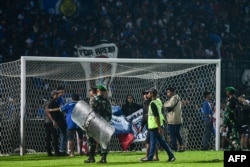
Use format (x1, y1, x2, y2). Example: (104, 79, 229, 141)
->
(20, 56, 221, 155)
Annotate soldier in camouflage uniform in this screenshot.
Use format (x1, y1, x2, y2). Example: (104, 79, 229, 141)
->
(223, 86, 241, 151)
(84, 84, 112, 163)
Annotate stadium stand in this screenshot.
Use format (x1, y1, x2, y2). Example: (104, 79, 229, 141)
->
(0, 0, 250, 62)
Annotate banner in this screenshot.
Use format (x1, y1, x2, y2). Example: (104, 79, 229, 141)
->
(126, 109, 147, 143)
(76, 43, 118, 58)
(110, 108, 147, 142)
(111, 115, 131, 135)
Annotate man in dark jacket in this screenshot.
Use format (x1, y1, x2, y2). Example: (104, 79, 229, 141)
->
(140, 90, 159, 161)
(44, 90, 60, 156)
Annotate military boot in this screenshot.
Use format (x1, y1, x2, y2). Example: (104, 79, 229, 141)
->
(99, 153, 107, 163)
(84, 152, 95, 163)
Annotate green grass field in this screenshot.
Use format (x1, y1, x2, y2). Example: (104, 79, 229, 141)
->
(0, 151, 223, 167)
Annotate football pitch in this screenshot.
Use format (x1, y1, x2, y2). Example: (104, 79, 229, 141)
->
(0, 151, 223, 167)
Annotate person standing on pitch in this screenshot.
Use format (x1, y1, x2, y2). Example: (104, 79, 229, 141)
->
(140, 90, 159, 161)
(121, 94, 141, 151)
(224, 86, 241, 151)
(201, 90, 214, 150)
(84, 84, 112, 163)
(141, 88, 175, 162)
(164, 87, 184, 152)
(44, 90, 60, 156)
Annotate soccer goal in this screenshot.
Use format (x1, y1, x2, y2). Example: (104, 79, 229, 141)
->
(0, 56, 221, 156)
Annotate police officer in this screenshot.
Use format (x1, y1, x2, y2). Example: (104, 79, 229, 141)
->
(224, 86, 241, 151)
(84, 84, 112, 163)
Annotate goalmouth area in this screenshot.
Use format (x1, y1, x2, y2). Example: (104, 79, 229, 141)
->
(0, 57, 221, 156)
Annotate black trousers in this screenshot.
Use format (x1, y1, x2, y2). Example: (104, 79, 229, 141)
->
(44, 122, 59, 154)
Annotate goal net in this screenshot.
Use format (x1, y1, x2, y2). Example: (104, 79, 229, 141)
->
(0, 57, 221, 155)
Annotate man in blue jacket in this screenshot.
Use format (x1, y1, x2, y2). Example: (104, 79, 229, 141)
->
(201, 90, 214, 150)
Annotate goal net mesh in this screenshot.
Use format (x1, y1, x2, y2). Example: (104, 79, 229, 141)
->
(0, 58, 217, 154)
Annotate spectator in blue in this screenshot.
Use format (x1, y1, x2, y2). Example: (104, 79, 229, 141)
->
(37, 105, 45, 119)
(201, 90, 214, 150)
(7, 97, 15, 118)
(208, 33, 222, 59)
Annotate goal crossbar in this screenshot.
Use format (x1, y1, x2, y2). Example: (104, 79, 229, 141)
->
(21, 56, 220, 64)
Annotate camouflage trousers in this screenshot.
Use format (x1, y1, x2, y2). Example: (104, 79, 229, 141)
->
(88, 137, 108, 155)
(227, 127, 241, 151)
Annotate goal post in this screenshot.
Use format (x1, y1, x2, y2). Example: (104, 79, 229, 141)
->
(20, 57, 26, 156)
(215, 60, 221, 151)
(1, 56, 221, 156)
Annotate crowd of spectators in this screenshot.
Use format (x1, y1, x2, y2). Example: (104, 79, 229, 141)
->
(0, 0, 250, 63)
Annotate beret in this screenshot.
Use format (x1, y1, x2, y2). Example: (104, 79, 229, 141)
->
(97, 84, 107, 91)
(225, 86, 236, 94)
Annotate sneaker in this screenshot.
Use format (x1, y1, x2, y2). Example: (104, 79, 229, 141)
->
(139, 157, 146, 161)
(168, 157, 176, 162)
(140, 158, 152, 162)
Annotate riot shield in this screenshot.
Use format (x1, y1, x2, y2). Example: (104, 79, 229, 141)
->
(71, 100, 115, 149)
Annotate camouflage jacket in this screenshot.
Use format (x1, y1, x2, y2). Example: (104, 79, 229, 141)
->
(224, 96, 238, 128)
(91, 95, 112, 122)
